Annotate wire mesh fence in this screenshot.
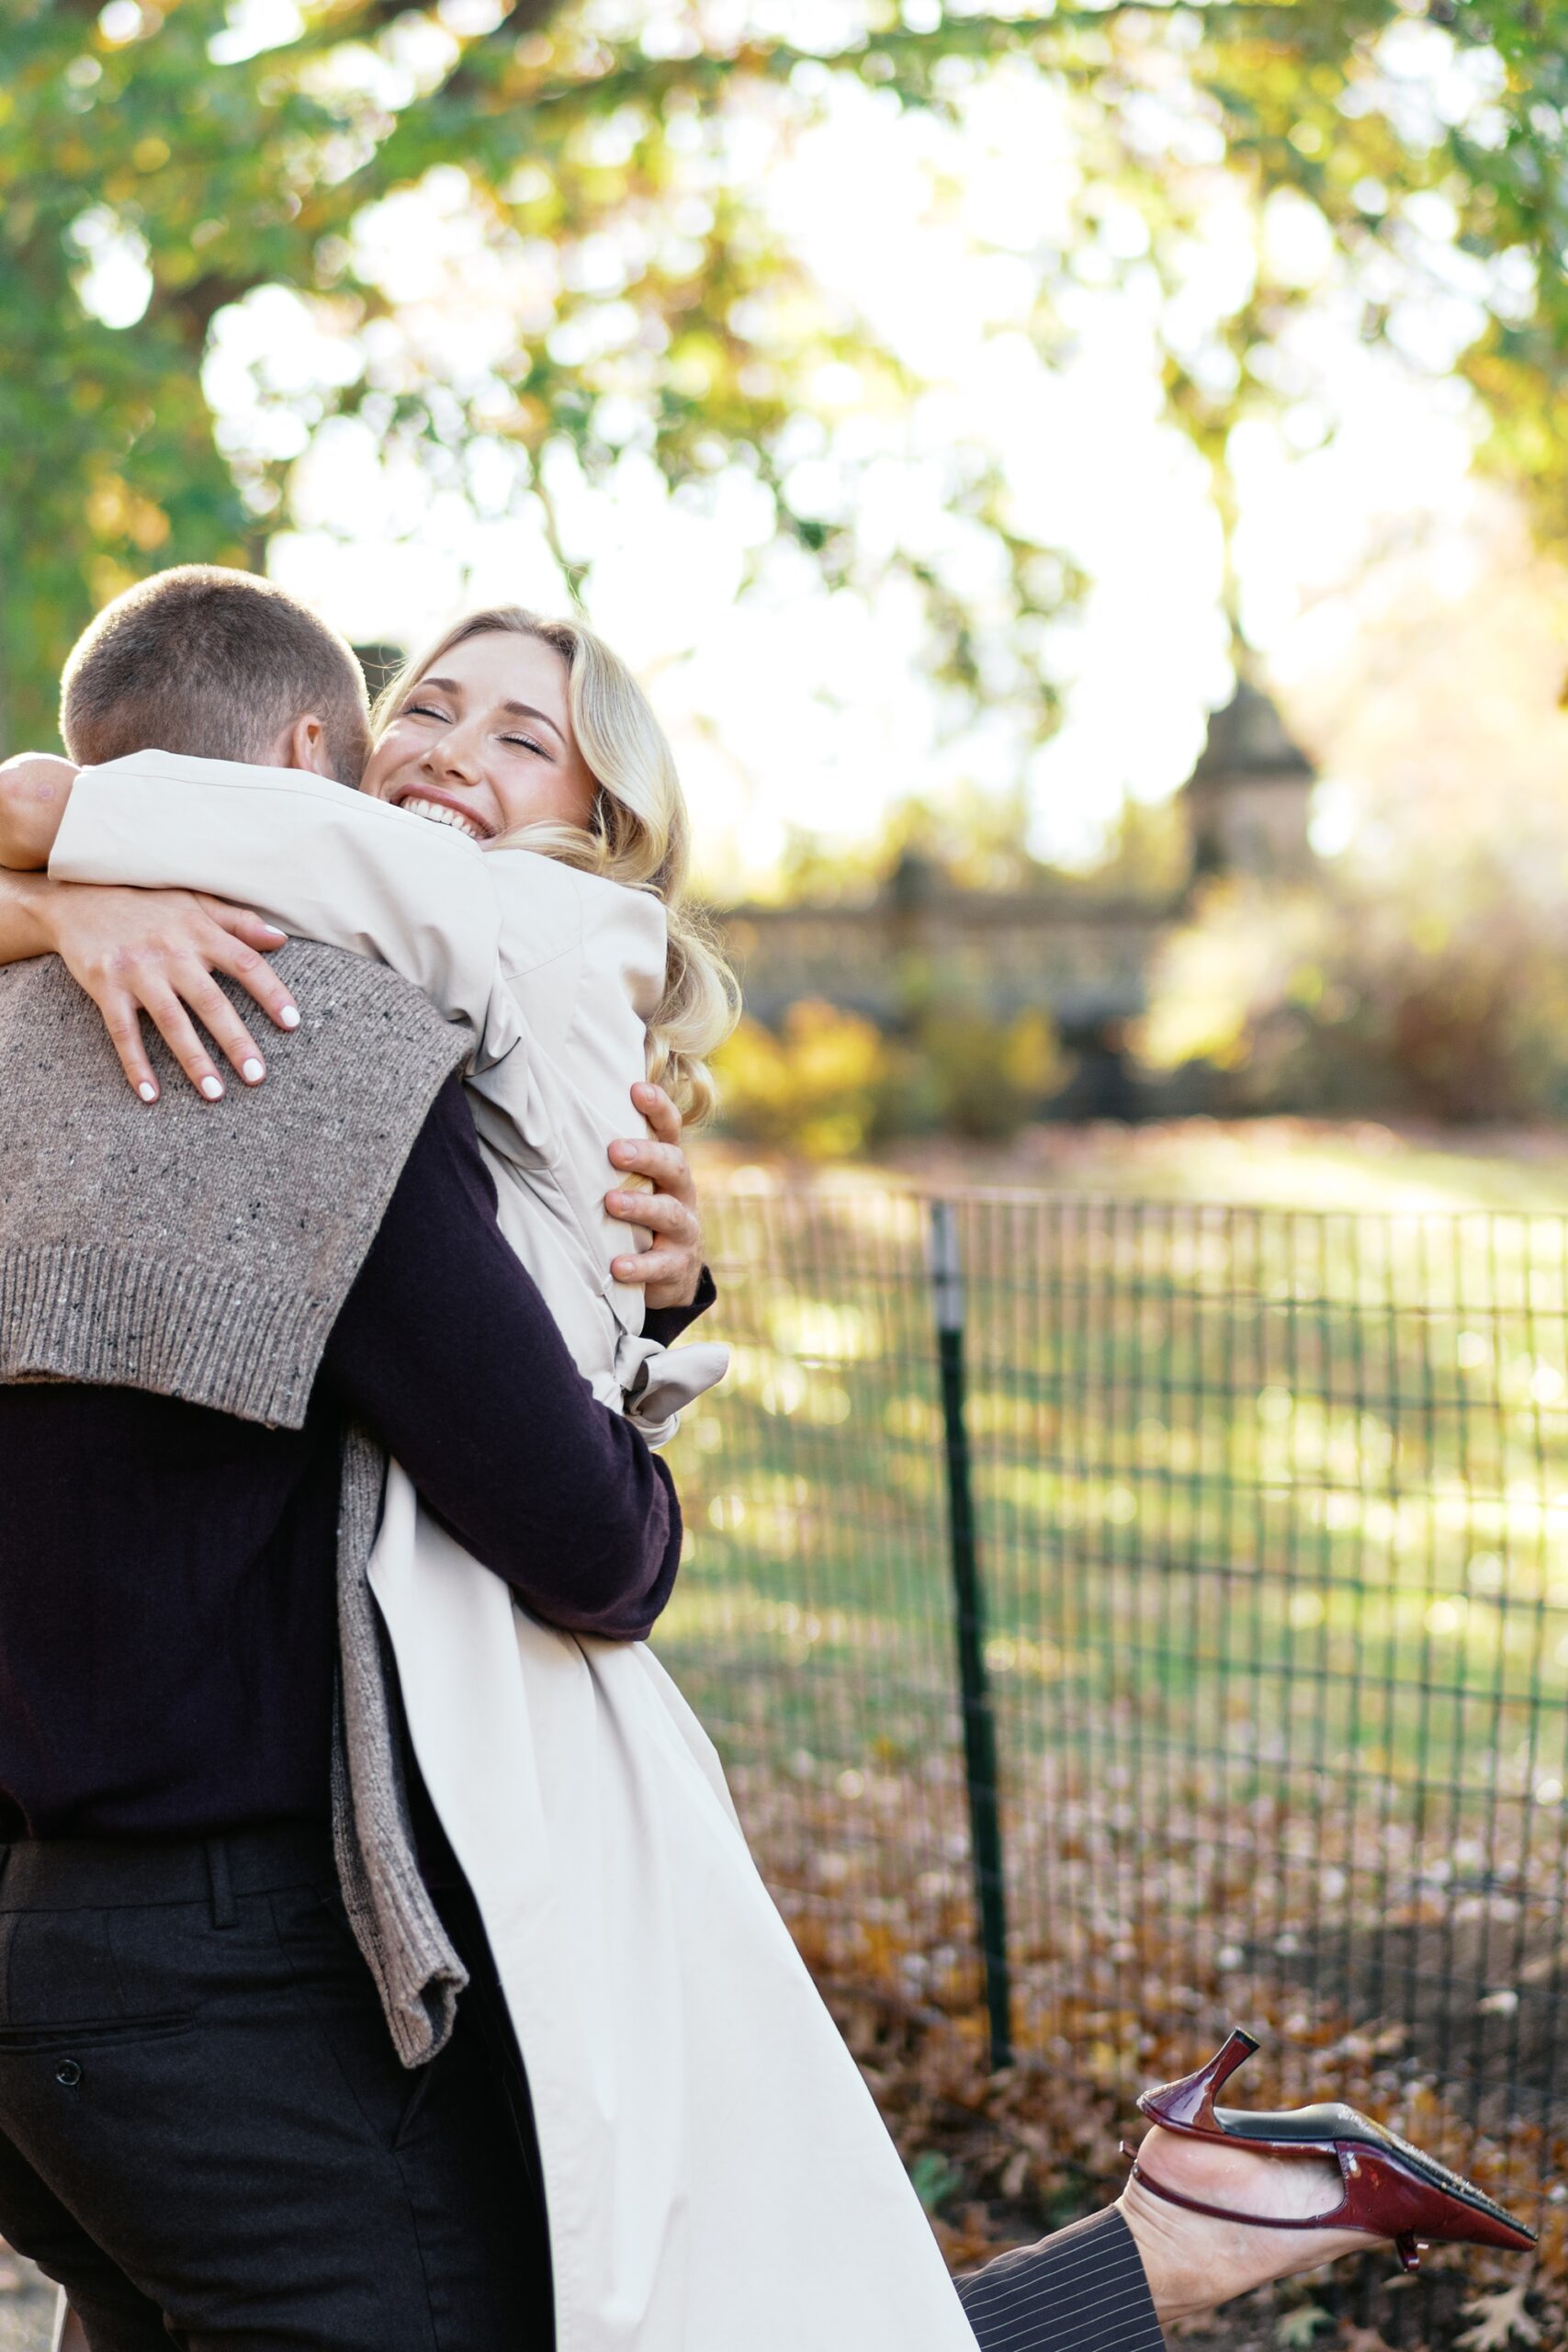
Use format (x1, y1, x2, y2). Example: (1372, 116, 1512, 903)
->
(653, 1182, 1568, 2222)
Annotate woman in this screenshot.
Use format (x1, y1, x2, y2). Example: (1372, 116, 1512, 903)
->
(0, 605, 1531, 2351)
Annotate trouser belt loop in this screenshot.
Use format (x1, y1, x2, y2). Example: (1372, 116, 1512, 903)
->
(205, 1836, 237, 1929)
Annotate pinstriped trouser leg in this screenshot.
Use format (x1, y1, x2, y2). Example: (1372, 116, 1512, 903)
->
(956, 2209, 1168, 2352)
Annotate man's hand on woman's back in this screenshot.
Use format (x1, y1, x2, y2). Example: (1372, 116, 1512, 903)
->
(607, 1080, 705, 1311)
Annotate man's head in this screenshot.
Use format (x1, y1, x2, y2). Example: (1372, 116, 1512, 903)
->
(61, 567, 372, 784)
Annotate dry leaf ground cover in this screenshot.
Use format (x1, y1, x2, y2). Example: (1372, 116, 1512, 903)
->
(700, 1715, 1555, 2345)
(800, 1862, 1560, 2351)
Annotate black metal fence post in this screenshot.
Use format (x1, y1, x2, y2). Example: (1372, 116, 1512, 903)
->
(930, 1199, 1013, 2070)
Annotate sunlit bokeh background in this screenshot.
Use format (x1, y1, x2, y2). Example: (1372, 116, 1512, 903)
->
(12, 0, 1565, 1193)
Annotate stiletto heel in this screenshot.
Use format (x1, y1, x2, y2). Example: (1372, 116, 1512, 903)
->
(1129, 2030, 1536, 2272)
(1141, 2026, 1260, 2133)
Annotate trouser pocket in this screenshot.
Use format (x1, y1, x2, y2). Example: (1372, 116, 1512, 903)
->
(268, 1887, 435, 2151)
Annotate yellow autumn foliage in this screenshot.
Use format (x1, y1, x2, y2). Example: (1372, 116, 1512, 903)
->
(714, 1001, 890, 1159)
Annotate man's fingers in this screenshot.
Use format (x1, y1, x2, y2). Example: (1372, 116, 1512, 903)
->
(206, 927, 300, 1034)
(618, 1083, 705, 1309)
(613, 1243, 688, 1287)
(607, 1189, 694, 1240)
(140, 986, 229, 1101)
(608, 1137, 696, 1205)
(94, 990, 162, 1102)
(630, 1080, 682, 1146)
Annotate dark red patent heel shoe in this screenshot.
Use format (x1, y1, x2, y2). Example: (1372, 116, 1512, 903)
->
(1128, 2028, 1537, 2275)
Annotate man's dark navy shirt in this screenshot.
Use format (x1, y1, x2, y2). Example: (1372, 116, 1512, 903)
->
(0, 1076, 699, 1840)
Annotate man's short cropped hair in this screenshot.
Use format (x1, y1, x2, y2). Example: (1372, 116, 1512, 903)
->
(61, 567, 372, 783)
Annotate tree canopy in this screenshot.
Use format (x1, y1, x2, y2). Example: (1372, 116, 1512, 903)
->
(3, 0, 1563, 749)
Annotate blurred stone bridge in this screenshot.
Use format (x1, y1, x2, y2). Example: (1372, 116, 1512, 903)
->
(710, 681, 1318, 1116)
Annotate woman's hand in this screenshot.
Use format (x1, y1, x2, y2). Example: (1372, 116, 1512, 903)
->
(606, 1081, 705, 1309)
(40, 880, 300, 1103)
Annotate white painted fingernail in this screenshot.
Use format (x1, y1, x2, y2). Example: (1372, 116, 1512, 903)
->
(200, 1075, 223, 1101)
(261, 923, 287, 939)
(278, 1005, 300, 1030)
(242, 1058, 265, 1084)
(138, 1082, 157, 1103)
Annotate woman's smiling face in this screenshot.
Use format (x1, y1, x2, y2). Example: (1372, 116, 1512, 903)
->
(362, 629, 598, 843)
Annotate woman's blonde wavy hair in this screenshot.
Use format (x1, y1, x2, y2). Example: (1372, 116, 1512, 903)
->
(374, 606, 739, 1124)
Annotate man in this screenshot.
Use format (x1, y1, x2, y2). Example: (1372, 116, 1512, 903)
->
(0, 571, 716, 2348)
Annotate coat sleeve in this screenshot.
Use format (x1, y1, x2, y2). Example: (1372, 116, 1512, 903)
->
(955, 2210, 1167, 2352)
(50, 749, 513, 1063)
(469, 859, 668, 1325)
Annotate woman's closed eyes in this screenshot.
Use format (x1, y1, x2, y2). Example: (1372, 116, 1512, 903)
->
(403, 701, 551, 760)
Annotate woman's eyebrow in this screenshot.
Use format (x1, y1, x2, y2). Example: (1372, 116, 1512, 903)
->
(501, 699, 565, 745)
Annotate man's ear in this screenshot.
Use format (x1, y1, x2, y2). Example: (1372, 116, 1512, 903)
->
(277, 714, 338, 779)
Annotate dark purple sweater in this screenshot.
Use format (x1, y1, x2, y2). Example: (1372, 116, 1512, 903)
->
(0, 1077, 704, 1841)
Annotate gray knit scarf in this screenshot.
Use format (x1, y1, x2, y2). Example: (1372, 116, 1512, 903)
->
(0, 940, 475, 2066)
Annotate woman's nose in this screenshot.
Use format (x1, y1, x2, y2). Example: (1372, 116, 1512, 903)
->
(422, 729, 483, 786)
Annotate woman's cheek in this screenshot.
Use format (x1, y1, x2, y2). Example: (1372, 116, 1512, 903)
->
(357, 745, 403, 804)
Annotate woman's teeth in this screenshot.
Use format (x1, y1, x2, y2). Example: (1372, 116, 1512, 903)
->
(401, 797, 486, 842)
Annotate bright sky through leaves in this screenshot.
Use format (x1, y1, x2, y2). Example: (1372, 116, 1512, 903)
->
(243, 49, 1487, 887)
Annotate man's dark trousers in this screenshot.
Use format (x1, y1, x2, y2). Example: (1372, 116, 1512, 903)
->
(0, 1825, 552, 2350)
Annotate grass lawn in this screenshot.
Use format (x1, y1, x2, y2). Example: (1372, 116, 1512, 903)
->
(698, 1115, 1568, 1216)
